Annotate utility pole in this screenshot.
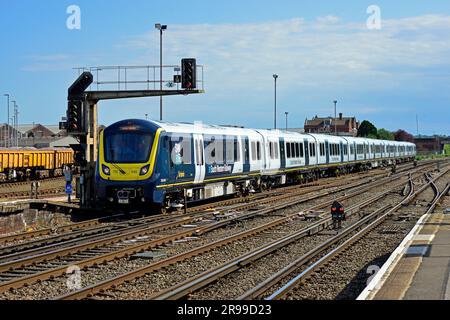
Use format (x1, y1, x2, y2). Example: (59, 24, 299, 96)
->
(273, 74, 278, 130)
(3, 94, 9, 148)
(285, 112, 289, 131)
(333, 100, 338, 136)
(15, 105, 19, 147)
(155, 23, 167, 121)
(11, 100, 16, 147)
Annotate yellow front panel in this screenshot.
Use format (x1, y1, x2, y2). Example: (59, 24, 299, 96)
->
(98, 129, 163, 181)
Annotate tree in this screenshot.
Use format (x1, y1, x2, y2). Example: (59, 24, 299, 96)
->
(377, 128, 395, 140)
(357, 120, 377, 137)
(394, 129, 414, 142)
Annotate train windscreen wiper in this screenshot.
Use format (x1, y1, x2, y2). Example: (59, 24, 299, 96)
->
(110, 162, 126, 175)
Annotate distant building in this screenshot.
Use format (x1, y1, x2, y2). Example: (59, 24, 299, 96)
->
(414, 135, 450, 155)
(304, 113, 359, 136)
(0, 123, 74, 148)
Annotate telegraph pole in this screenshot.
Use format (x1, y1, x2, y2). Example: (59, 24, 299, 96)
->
(273, 74, 278, 130)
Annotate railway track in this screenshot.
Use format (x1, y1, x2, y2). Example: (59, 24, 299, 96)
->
(0, 160, 428, 246)
(0, 161, 444, 299)
(260, 169, 449, 300)
(146, 168, 448, 301)
(0, 161, 416, 251)
(48, 164, 439, 300)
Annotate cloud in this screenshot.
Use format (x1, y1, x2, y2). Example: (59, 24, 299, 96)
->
(86, 15, 450, 132)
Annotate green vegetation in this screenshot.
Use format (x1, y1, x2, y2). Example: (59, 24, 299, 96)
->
(357, 119, 417, 142)
(444, 144, 450, 155)
(377, 128, 395, 140)
(357, 120, 377, 138)
(416, 153, 450, 161)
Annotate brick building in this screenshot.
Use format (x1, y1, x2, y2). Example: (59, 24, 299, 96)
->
(414, 136, 450, 155)
(304, 113, 359, 136)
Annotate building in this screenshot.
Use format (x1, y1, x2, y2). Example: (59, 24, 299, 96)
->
(0, 123, 75, 148)
(414, 135, 450, 155)
(304, 113, 359, 136)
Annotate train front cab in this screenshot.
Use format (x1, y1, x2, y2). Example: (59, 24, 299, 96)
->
(96, 120, 164, 210)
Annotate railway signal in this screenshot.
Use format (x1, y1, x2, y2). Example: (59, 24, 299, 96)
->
(67, 100, 82, 133)
(181, 58, 197, 89)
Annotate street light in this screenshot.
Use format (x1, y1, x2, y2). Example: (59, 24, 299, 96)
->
(273, 74, 278, 130)
(14, 104, 19, 147)
(155, 23, 167, 121)
(285, 112, 289, 131)
(10, 100, 17, 147)
(333, 100, 338, 135)
(11, 101, 17, 148)
(3, 94, 9, 148)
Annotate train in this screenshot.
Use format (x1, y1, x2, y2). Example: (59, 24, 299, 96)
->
(0, 148, 75, 181)
(96, 119, 416, 212)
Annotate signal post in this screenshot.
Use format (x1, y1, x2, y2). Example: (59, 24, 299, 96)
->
(65, 60, 203, 210)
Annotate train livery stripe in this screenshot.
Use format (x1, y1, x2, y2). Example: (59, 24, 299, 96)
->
(155, 156, 408, 189)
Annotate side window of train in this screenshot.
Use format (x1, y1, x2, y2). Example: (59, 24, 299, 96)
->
(275, 142, 279, 159)
(295, 143, 300, 158)
(269, 142, 274, 159)
(251, 141, 256, 161)
(234, 137, 240, 162)
(170, 135, 192, 166)
(286, 142, 291, 158)
(226, 136, 234, 163)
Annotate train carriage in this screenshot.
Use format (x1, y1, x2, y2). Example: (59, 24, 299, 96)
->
(96, 119, 416, 213)
(0, 148, 74, 181)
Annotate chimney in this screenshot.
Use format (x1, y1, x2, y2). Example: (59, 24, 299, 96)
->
(339, 113, 343, 120)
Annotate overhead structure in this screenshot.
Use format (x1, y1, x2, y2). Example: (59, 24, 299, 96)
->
(65, 60, 204, 209)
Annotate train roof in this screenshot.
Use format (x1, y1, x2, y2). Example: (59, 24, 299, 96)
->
(106, 120, 416, 146)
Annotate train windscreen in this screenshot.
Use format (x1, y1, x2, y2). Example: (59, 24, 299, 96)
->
(104, 132, 153, 163)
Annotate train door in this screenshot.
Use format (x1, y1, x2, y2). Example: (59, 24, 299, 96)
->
(340, 142, 344, 162)
(325, 140, 330, 164)
(230, 136, 243, 174)
(242, 136, 250, 173)
(279, 137, 286, 169)
(304, 139, 309, 166)
(193, 134, 205, 184)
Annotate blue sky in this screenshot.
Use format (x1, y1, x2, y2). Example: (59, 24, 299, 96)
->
(1, 0, 449, 135)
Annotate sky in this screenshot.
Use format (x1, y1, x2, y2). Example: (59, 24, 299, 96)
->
(0, 0, 449, 135)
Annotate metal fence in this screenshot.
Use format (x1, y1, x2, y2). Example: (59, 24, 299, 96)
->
(74, 65, 204, 92)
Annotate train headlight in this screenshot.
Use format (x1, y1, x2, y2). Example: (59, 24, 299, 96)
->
(102, 164, 111, 176)
(140, 165, 150, 176)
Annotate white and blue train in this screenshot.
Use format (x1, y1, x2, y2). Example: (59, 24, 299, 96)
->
(96, 119, 416, 212)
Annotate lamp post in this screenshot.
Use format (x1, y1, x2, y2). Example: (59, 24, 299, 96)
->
(273, 74, 278, 130)
(11, 101, 17, 148)
(11, 100, 16, 147)
(3, 94, 9, 148)
(333, 100, 338, 136)
(14, 104, 18, 147)
(155, 23, 167, 121)
(285, 112, 289, 131)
